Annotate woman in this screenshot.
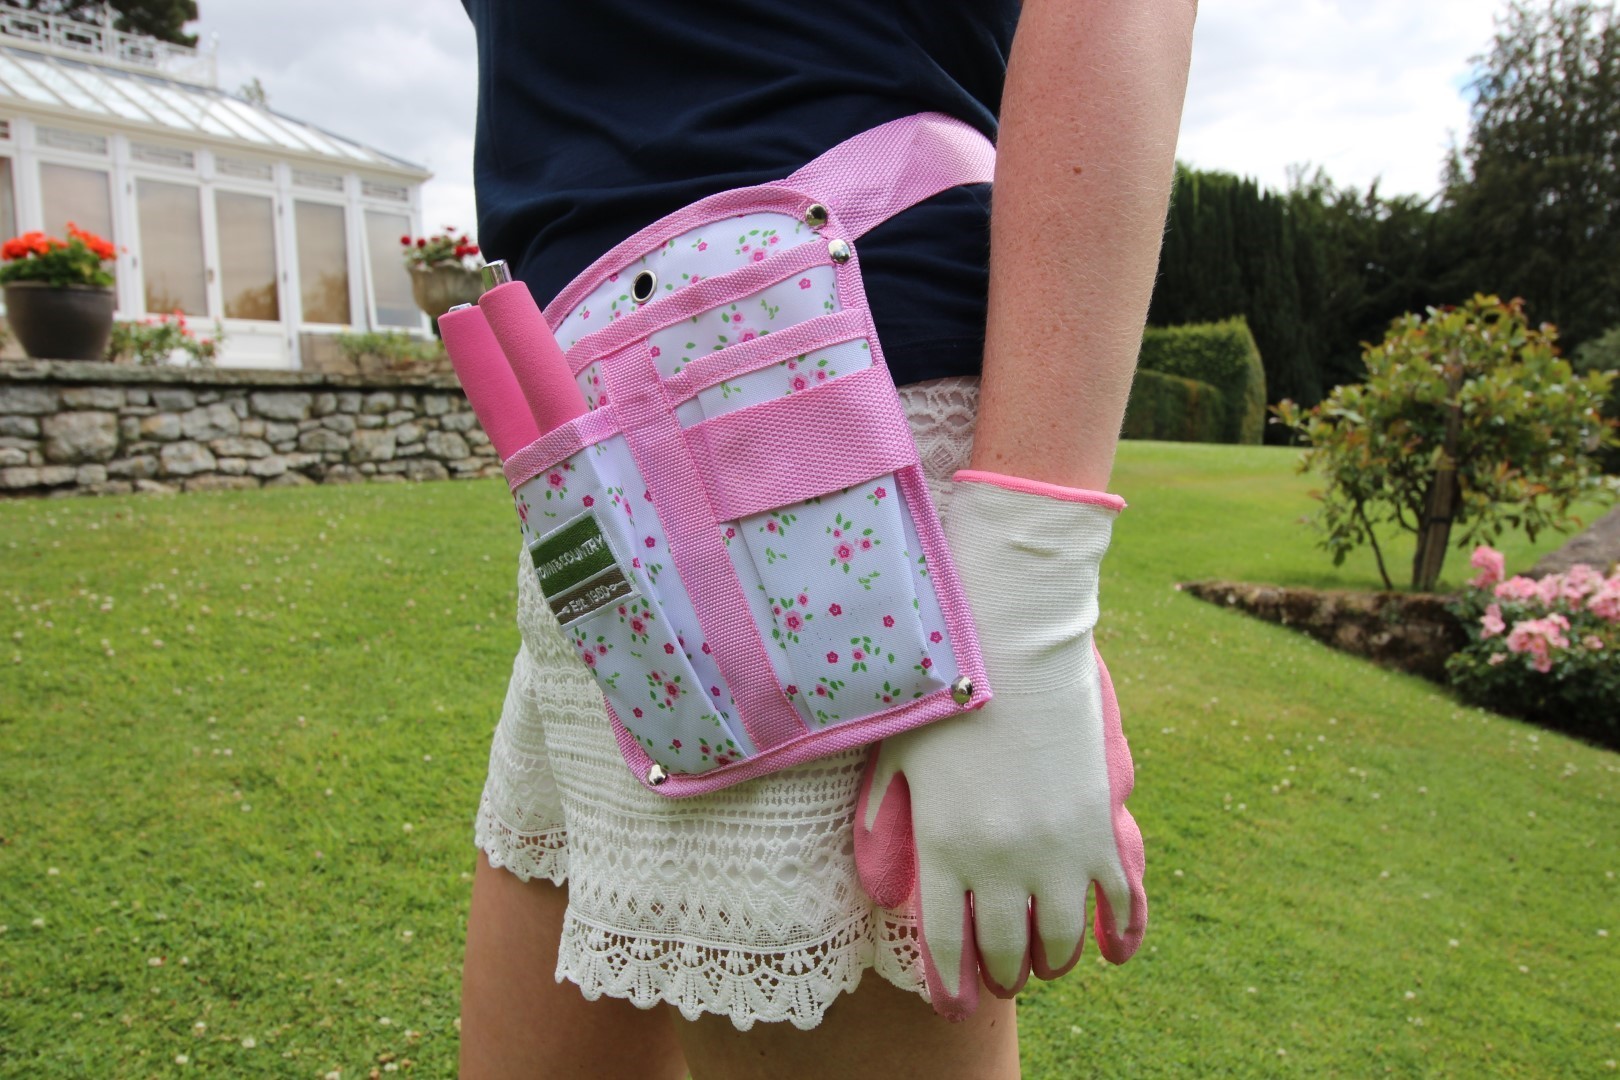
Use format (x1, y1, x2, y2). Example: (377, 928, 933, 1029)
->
(455, 1, 1196, 1075)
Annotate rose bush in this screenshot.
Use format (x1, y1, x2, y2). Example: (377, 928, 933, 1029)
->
(1446, 544, 1620, 743)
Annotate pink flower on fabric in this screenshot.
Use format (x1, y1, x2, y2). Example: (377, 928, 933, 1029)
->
(697, 242, 708, 251)
(630, 617, 647, 635)
(582, 495, 595, 508)
(766, 521, 778, 533)
(702, 642, 712, 654)
(548, 472, 564, 488)
(874, 487, 887, 500)
(644, 489, 653, 501)
(650, 345, 661, 358)
(582, 309, 590, 320)
(787, 360, 798, 370)
(740, 244, 750, 252)
(1480, 603, 1506, 639)
(883, 615, 895, 628)
(785, 684, 798, 696)
(835, 542, 855, 562)
(826, 651, 838, 664)
(852, 649, 865, 661)
(816, 371, 827, 382)
(664, 681, 679, 698)
(645, 535, 656, 548)
(711, 686, 721, 697)
(1469, 545, 1505, 589)
(930, 631, 943, 643)
(726, 527, 737, 539)
(791, 375, 809, 392)
(785, 612, 804, 632)
(632, 557, 641, 568)
(598, 392, 610, 406)
(829, 603, 842, 616)
(797, 594, 809, 606)
(752, 250, 766, 262)
(633, 707, 643, 717)
(859, 538, 873, 551)
(741, 331, 757, 342)
(609, 273, 618, 282)
(1494, 576, 1541, 602)
(816, 685, 828, 696)
(672, 739, 682, 749)
(773, 605, 782, 615)
(769, 235, 779, 245)
(799, 278, 811, 289)
(1583, 634, 1606, 650)
(582, 651, 597, 668)
(732, 313, 744, 323)
(921, 656, 933, 669)
(664, 643, 676, 654)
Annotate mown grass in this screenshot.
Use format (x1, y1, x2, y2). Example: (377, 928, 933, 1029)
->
(1, 442, 1615, 1078)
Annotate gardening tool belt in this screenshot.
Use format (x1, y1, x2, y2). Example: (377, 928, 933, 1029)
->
(501, 113, 994, 796)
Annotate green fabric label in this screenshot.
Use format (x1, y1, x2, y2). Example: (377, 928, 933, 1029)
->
(531, 512, 618, 598)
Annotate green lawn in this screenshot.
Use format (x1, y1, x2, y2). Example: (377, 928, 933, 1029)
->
(1, 442, 1616, 1078)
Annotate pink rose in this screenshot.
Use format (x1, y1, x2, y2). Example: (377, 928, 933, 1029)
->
(1480, 603, 1506, 639)
(548, 472, 564, 488)
(826, 651, 838, 664)
(664, 643, 675, 654)
(921, 657, 933, 669)
(883, 615, 895, 628)
(582, 650, 596, 667)
(645, 535, 656, 548)
(582, 495, 594, 508)
(1561, 563, 1604, 602)
(697, 241, 708, 251)
(816, 685, 828, 696)
(1589, 578, 1620, 621)
(790, 375, 809, 392)
(597, 644, 607, 654)
(859, 538, 873, 551)
(929, 631, 942, 643)
(664, 681, 679, 697)
(1469, 545, 1504, 588)
(633, 707, 643, 717)
(630, 617, 646, 635)
(766, 521, 778, 532)
(785, 612, 803, 632)
(650, 345, 661, 358)
(1505, 614, 1570, 673)
(797, 593, 809, 606)
(785, 684, 798, 696)
(835, 542, 854, 562)
(852, 649, 864, 661)
(1493, 576, 1541, 603)
(874, 487, 886, 500)
(740, 331, 757, 342)
(829, 603, 842, 616)
(672, 739, 682, 749)
(752, 250, 766, 262)
(710, 686, 721, 697)
(816, 371, 827, 381)
(799, 278, 811, 289)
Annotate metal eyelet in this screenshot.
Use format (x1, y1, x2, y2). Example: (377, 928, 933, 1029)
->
(804, 203, 829, 228)
(631, 269, 657, 304)
(647, 763, 669, 786)
(827, 239, 851, 264)
(950, 676, 974, 705)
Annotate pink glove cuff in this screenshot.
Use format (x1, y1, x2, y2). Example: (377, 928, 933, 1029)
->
(952, 469, 1126, 513)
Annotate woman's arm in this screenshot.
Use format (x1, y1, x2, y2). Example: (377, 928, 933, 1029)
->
(973, 0, 1198, 491)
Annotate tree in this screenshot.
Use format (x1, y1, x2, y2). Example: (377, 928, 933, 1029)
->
(2, 1, 200, 47)
(1444, 1, 1620, 353)
(1276, 296, 1616, 592)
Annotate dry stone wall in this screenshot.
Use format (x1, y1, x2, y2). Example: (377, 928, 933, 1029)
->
(0, 361, 501, 497)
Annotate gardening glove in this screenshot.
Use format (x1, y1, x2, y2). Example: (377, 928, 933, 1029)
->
(854, 470, 1146, 1020)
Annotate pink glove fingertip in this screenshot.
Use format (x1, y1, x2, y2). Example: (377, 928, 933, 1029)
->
(975, 900, 1035, 999)
(1094, 650, 1148, 963)
(854, 752, 917, 909)
(919, 898, 981, 1023)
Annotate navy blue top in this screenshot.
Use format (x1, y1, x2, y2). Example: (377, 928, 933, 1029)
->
(459, 0, 1018, 385)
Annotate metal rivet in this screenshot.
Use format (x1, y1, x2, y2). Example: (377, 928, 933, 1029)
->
(447, 302, 474, 312)
(647, 763, 669, 786)
(828, 239, 851, 264)
(950, 676, 974, 705)
(804, 203, 829, 228)
(631, 269, 657, 304)
(483, 260, 512, 289)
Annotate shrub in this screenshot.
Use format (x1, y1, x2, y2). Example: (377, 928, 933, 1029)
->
(1138, 317, 1266, 444)
(1575, 326, 1620, 474)
(0, 223, 115, 288)
(106, 311, 222, 366)
(1122, 368, 1228, 443)
(332, 330, 446, 374)
(1275, 295, 1617, 591)
(1447, 545, 1620, 745)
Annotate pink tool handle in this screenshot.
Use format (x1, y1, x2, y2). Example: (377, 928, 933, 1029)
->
(478, 280, 588, 436)
(438, 304, 541, 462)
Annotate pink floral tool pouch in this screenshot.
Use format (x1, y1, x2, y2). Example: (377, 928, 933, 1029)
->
(501, 114, 994, 796)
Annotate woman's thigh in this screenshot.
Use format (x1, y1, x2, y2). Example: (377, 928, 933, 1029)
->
(460, 852, 689, 1080)
(672, 972, 1019, 1080)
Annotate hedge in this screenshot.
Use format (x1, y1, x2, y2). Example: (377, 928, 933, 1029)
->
(1121, 368, 1228, 443)
(1137, 317, 1267, 444)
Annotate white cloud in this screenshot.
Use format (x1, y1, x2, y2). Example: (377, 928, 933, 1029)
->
(192, 0, 1505, 246)
(1177, 0, 1500, 197)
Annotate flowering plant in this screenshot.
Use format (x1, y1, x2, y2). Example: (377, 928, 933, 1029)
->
(106, 310, 222, 367)
(1446, 544, 1620, 742)
(400, 227, 481, 272)
(0, 223, 116, 288)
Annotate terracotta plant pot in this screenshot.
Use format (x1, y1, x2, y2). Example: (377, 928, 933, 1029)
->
(409, 264, 483, 324)
(4, 282, 116, 361)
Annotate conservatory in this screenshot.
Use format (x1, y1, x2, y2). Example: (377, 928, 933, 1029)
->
(0, 7, 430, 368)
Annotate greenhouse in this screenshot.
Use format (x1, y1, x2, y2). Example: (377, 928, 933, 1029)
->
(0, 7, 430, 368)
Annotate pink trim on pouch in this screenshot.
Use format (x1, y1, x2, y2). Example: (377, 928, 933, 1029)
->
(662, 308, 868, 404)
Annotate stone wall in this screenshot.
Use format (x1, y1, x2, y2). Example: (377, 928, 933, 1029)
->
(0, 361, 500, 497)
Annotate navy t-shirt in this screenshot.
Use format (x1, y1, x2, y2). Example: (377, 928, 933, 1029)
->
(459, 0, 1018, 385)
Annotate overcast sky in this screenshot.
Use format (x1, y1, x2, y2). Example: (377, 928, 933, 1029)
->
(193, 0, 1503, 238)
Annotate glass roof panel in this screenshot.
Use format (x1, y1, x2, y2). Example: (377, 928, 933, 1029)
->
(59, 65, 153, 123)
(0, 54, 59, 106)
(13, 53, 104, 113)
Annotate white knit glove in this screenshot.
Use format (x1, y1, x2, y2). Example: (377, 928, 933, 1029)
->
(854, 471, 1146, 1020)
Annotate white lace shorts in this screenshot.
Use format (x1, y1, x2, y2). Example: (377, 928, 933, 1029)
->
(474, 375, 978, 1031)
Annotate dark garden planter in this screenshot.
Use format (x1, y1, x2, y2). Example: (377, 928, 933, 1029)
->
(4, 282, 116, 361)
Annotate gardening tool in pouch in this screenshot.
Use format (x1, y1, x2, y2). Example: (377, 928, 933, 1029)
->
(442, 113, 993, 797)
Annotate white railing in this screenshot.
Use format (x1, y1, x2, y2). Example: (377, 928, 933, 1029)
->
(0, 4, 217, 87)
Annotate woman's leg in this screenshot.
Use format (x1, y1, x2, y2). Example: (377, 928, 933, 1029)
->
(460, 852, 689, 1080)
(672, 971, 1019, 1080)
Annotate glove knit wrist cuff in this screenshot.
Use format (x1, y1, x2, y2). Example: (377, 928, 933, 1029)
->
(953, 469, 1126, 512)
